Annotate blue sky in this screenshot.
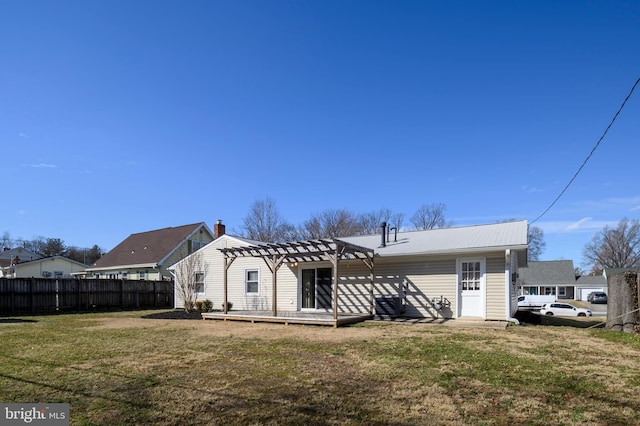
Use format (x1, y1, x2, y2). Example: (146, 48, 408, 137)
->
(2, 1, 639, 268)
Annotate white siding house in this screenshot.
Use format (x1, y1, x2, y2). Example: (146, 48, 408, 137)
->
(173, 221, 528, 323)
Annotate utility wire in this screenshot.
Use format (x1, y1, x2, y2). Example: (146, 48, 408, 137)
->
(530, 77, 640, 224)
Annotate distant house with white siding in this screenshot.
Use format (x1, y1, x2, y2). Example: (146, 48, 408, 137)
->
(173, 220, 529, 323)
(0, 256, 87, 279)
(517, 260, 607, 301)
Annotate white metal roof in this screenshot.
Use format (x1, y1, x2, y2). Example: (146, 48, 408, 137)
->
(341, 220, 528, 256)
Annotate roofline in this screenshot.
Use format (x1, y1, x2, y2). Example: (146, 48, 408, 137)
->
(85, 263, 158, 272)
(157, 222, 212, 266)
(10, 256, 89, 267)
(374, 244, 528, 257)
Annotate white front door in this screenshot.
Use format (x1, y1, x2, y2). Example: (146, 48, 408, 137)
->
(458, 259, 485, 318)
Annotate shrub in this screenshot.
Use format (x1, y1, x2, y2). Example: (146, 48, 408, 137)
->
(195, 300, 214, 312)
(202, 299, 213, 312)
(222, 301, 233, 311)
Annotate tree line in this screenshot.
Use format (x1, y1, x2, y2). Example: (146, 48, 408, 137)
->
(1, 232, 103, 265)
(238, 197, 547, 261)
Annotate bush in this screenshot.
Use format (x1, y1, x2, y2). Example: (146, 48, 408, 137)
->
(222, 301, 233, 311)
(195, 299, 213, 313)
(202, 299, 213, 312)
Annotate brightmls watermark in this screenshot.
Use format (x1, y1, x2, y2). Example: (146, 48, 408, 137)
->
(1, 404, 68, 425)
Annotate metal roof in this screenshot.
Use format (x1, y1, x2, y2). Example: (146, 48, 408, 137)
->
(341, 220, 528, 256)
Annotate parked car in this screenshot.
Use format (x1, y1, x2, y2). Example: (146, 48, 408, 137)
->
(588, 291, 608, 304)
(540, 303, 592, 317)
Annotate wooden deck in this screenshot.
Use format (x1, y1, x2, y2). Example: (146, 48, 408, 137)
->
(201, 310, 374, 327)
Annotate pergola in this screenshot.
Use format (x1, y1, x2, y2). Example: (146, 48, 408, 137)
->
(219, 238, 375, 320)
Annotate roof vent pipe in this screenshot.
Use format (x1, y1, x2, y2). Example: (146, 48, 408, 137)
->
(389, 226, 398, 242)
(379, 222, 387, 248)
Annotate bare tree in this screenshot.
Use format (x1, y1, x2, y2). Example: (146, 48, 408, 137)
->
(174, 250, 208, 312)
(359, 208, 393, 235)
(241, 197, 297, 242)
(583, 218, 640, 273)
(299, 209, 364, 239)
(527, 225, 546, 261)
(1, 231, 13, 249)
(390, 212, 406, 231)
(23, 235, 47, 256)
(410, 203, 449, 230)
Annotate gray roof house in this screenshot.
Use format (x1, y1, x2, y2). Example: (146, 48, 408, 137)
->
(173, 220, 529, 326)
(518, 260, 607, 301)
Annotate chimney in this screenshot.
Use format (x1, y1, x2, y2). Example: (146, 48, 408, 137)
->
(379, 222, 387, 248)
(214, 220, 226, 238)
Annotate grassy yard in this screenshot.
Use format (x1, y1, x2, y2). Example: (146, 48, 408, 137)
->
(1, 310, 639, 425)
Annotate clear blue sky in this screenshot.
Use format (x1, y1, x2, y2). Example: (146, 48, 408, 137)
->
(2, 1, 639, 269)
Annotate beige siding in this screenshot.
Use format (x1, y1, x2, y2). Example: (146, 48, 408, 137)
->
(177, 243, 511, 321)
(374, 255, 458, 318)
(13, 258, 87, 279)
(485, 255, 506, 320)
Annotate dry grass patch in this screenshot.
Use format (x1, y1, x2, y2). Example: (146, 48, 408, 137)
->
(1, 310, 639, 425)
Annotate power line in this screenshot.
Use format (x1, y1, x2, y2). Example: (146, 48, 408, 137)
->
(530, 77, 640, 225)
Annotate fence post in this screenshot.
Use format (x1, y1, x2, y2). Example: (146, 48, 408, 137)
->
(136, 283, 140, 308)
(76, 279, 80, 310)
(153, 281, 157, 307)
(120, 280, 124, 308)
(11, 279, 15, 315)
(31, 278, 35, 314)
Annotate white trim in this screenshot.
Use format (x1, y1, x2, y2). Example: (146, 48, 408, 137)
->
(456, 257, 486, 319)
(505, 249, 511, 320)
(244, 268, 260, 296)
(194, 270, 205, 295)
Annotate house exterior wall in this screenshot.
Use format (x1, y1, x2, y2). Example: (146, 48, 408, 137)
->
(91, 269, 163, 281)
(11, 258, 87, 279)
(179, 242, 517, 321)
(485, 254, 507, 320)
(162, 230, 214, 280)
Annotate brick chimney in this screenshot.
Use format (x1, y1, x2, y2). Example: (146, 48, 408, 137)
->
(214, 220, 226, 238)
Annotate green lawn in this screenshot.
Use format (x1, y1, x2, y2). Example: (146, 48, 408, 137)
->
(1, 310, 638, 425)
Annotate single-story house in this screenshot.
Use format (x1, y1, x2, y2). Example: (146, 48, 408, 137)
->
(517, 260, 607, 301)
(85, 221, 218, 280)
(172, 220, 529, 324)
(0, 256, 88, 279)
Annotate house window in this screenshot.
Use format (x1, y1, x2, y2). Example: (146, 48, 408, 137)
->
(558, 287, 566, 297)
(245, 269, 259, 295)
(194, 272, 205, 294)
(460, 261, 481, 291)
(42, 271, 52, 278)
(543, 287, 556, 295)
(122, 272, 128, 280)
(54, 271, 63, 278)
(139, 270, 146, 280)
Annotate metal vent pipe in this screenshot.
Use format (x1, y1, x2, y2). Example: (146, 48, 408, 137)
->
(379, 222, 387, 247)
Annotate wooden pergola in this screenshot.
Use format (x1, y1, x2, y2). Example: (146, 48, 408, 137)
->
(219, 238, 375, 320)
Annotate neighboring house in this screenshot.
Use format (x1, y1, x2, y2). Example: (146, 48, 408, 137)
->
(0, 256, 87, 278)
(173, 220, 528, 322)
(85, 222, 218, 281)
(517, 260, 607, 301)
(0, 247, 42, 268)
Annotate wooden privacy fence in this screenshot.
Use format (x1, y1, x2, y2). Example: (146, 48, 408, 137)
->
(0, 278, 174, 314)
